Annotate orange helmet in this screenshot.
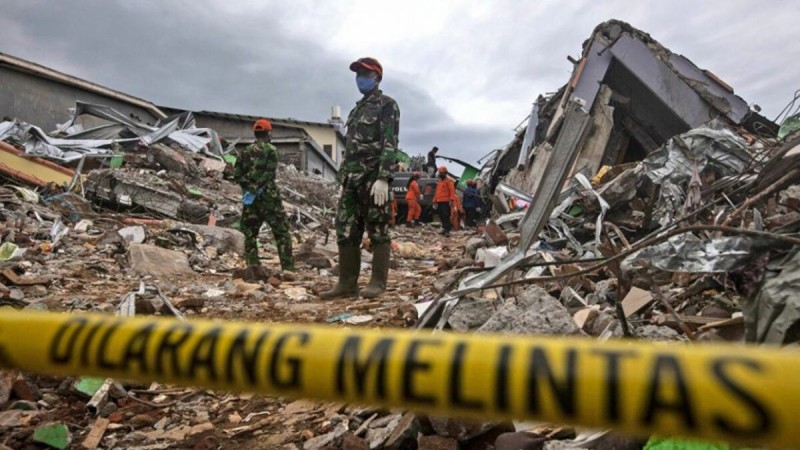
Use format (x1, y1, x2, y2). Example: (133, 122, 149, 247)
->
(438, 165, 447, 173)
(349, 57, 383, 79)
(253, 119, 272, 132)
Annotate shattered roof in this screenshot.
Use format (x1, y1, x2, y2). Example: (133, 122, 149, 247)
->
(576, 20, 754, 124)
(190, 109, 340, 130)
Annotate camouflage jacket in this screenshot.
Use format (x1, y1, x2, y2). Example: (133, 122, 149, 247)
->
(340, 89, 400, 184)
(233, 140, 280, 196)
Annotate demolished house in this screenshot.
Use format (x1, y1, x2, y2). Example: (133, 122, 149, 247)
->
(482, 20, 776, 205)
(419, 19, 794, 346)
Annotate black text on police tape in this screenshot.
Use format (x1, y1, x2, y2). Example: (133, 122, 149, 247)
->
(48, 317, 772, 438)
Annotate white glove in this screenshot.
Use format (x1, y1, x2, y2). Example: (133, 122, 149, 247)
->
(370, 178, 389, 206)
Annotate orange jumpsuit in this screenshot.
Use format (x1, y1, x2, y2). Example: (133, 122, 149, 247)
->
(450, 195, 463, 231)
(434, 177, 456, 234)
(405, 179, 422, 222)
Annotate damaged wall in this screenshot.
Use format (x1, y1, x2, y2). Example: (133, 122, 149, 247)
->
(0, 55, 164, 130)
(175, 111, 340, 180)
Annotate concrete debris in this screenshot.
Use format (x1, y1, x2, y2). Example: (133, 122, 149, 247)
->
(0, 17, 796, 450)
(447, 297, 497, 331)
(128, 243, 194, 278)
(475, 246, 509, 268)
(479, 287, 582, 336)
(118, 225, 146, 244)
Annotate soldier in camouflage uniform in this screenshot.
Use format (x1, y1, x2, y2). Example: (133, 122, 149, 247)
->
(320, 57, 400, 300)
(233, 119, 295, 272)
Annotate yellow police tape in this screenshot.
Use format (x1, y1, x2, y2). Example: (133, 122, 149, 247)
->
(0, 310, 797, 446)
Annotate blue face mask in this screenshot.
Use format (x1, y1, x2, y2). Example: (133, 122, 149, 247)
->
(356, 76, 378, 94)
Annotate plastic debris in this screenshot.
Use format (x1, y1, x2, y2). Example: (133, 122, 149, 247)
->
(33, 422, 71, 450)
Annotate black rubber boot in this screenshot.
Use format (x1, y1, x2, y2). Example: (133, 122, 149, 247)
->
(361, 243, 390, 298)
(319, 246, 360, 299)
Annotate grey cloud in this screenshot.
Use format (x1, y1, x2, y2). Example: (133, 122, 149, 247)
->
(0, 1, 511, 165)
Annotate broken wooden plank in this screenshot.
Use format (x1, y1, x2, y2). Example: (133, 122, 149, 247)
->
(81, 418, 109, 449)
(698, 315, 745, 332)
(0, 269, 52, 286)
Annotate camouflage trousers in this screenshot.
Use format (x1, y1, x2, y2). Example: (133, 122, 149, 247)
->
(336, 173, 391, 247)
(241, 196, 294, 270)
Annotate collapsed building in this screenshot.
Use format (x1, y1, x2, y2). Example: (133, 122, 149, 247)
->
(481, 20, 776, 204)
(417, 19, 796, 346)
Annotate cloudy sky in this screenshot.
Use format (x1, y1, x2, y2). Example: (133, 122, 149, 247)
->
(1, 1, 797, 166)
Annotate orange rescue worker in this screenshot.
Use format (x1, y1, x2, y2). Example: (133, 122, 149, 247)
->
(450, 194, 463, 231)
(433, 166, 456, 236)
(405, 172, 422, 227)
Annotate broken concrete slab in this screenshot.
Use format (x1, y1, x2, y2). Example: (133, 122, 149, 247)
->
(464, 237, 491, 258)
(117, 226, 145, 244)
(0, 409, 39, 427)
(341, 432, 370, 450)
(200, 157, 227, 174)
(383, 413, 419, 450)
(479, 287, 582, 336)
(483, 220, 509, 246)
(365, 413, 402, 449)
(148, 144, 198, 175)
(573, 306, 600, 331)
(635, 324, 684, 341)
(447, 297, 496, 331)
(303, 420, 348, 450)
(128, 243, 194, 278)
(173, 223, 245, 255)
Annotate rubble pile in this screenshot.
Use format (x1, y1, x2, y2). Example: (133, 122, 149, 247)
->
(437, 123, 798, 345)
(0, 134, 482, 447)
(0, 179, 483, 448)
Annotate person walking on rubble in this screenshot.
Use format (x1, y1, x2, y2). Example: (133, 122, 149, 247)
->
(233, 119, 295, 274)
(433, 165, 456, 236)
(425, 146, 438, 177)
(462, 179, 480, 227)
(405, 172, 423, 227)
(319, 57, 400, 300)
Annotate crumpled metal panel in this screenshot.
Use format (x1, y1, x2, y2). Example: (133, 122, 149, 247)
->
(417, 100, 592, 328)
(742, 249, 800, 344)
(624, 236, 773, 273)
(574, 173, 609, 246)
(642, 120, 751, 227)
(1, 102, 223, 162)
